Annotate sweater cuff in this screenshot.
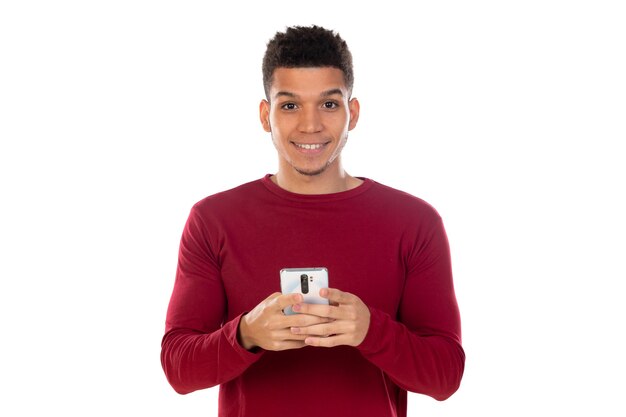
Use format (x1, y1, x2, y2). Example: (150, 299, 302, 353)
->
(223, 312, 265, 361)
(356, 307, 391, 356)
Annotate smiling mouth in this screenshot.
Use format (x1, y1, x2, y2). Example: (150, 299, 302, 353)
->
(292, 142, 329, 150)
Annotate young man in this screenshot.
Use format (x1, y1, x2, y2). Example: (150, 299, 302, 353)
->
(161, 26, 464, 417)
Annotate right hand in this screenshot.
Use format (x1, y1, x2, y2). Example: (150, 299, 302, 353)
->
(238, 292, 332, 351)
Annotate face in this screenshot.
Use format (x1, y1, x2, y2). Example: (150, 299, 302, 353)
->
(260, 67, 359, 178)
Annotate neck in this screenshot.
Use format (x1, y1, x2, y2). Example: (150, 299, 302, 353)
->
(272, 159, 362, 195)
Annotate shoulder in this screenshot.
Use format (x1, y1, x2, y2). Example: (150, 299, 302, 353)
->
(190, 178, 265, 217)
(366, 179, 442, 222)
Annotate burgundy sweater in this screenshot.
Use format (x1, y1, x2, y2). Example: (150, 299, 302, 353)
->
(161, 175, 464, 416)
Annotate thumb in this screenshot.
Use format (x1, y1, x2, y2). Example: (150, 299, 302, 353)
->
(274, 292, 304, 311)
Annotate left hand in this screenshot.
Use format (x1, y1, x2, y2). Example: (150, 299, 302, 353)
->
(290, 288, 371, 348)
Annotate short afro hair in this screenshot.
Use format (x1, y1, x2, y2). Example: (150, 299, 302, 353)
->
(262, 25, 354, 99)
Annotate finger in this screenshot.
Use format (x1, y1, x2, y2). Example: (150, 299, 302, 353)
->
(291, 320, 356, 337)
(284, 314, 333, 328)
(304, 334, 349, 348)
(273, 292, 304, 311)
(291, 320, 351, 337)
(274, 329, 310, 341)
(320, 288, 352, 305)
(296, 303, 347, 320)
(268, 340, 308, 351)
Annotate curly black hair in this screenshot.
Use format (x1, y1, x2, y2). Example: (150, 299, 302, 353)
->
(262, 25, 354, 99)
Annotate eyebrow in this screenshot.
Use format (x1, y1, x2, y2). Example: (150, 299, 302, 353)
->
(273, 88, 344, 101)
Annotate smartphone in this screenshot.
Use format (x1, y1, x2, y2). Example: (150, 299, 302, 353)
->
(280, 267, 329, 315)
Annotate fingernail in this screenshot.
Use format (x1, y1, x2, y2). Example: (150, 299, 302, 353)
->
(293, 304, 301, 312)
(320, 288, 328, 297)
(291, 327, 300, 334)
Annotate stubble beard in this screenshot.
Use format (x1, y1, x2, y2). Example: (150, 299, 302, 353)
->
(277, 133, 348, 178)
(294, 164, 330, 177)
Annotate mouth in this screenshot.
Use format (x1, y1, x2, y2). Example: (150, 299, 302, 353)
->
(291, 141, 330, 153)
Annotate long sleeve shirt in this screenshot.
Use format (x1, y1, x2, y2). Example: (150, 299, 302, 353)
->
(161, 175, 465, 416)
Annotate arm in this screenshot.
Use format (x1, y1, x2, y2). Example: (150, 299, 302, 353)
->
(358, 217, 464, 400)
(294, 218, 465, 400)
(160, 206, 263, 394)
(161, 206, 332, 394)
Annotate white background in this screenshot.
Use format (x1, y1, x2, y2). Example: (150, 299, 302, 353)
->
(1, 1, 625, 415)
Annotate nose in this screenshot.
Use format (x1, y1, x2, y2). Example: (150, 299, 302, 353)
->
(298, 106, 323, 133)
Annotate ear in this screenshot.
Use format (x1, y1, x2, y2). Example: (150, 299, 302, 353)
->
(259, 99, 271, 132)
(348, 98, 360, 131)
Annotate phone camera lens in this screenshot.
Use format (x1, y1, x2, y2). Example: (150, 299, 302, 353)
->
(300, 274, 309, 294)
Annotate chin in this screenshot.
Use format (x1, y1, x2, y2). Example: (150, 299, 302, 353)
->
(294, 166, 328, 177)
(291, 160, 333, 177)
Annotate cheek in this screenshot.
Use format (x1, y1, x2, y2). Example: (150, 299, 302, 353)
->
(270, 126, 287, 144)
(326, 111, 349, 130)
(269, 115, 292, 135)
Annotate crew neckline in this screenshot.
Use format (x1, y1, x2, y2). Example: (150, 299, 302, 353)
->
(260, 174, 374, 202)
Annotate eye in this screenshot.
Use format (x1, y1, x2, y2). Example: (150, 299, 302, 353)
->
(323, 101, 338, 109)
(281, 102, 297, 111)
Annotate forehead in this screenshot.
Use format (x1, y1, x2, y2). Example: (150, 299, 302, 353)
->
(269, 67, 348, 98)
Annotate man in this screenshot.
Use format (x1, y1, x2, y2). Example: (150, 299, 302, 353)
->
(161, 25, 464, 416)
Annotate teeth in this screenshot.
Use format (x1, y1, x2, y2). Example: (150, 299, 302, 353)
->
(295, 143, 323, 150)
